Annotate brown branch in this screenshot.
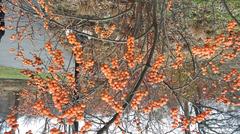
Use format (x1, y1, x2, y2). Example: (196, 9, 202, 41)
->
(221, 0, 240, 26)
(177, 30, 196, 74)
(163, 81, 184, 110)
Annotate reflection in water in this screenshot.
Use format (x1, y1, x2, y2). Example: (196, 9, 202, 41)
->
(0, 89, 16, 119)
(0, 79, 46, 133)
(0, 81, 239, 134)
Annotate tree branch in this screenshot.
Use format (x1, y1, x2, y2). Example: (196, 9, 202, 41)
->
(96, 0, 159, 133)
(221, 0, 240, 26)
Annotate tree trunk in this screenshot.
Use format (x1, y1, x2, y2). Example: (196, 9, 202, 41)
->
(0, 0, 5, 41)
(73, 61, 80, 132)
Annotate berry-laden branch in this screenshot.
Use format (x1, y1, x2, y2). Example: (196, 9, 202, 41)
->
(97, 0, 160, 133)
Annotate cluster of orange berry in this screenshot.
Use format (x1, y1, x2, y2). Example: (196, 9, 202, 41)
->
(216, 89, 239, 106)
(45, 42, 65, 70)
(79, 121, 92, 134)
(147, 55, 165, 84)
(135, 54, 144, 64)
(214, 33, 225, 47)
(20, 69, 34, 77)
(48, 65, 57, 75)
(45, 42, 53, 53)
(152, 55, 165, 69)
(223, 36, 236, 49)
(72, 44, 84, 64)
(178, 109, 212, 131)
(180, 117, 190, 131)
(66, 73, 76, 88)
(227, 20, 237, 32)
(50, 128, 63, 134)
(170, 108, 179, 128)
(192, 44, 216, 59)
(44, 21, 49, 30)
(232, 74, 240, 90)
(51, 49, 64, 67)
(172, 44, 185, 69)
(111, 58, 119, 69)
(37, 0, 52, 29)
(22, 58, 33, 66)
(83, 59, 94, 71)
(67, 33, 78, 45)
(5, 112, 19, 131)
(29, 77, 47, 92)
(224, 71, 240, 97)
(124, 36, 135, 68)
(101, 91, 122, 113)
(216, 89, 230, 104)
(60, 103, 86, 124)
(33, 99, 44, 110)
(95, 23, 116, 38)
(147, 70, 165, 84)
(101, 64, 130, 90)
(87, 80, 95, 88)
(222, 35, 239, 49)
(142, 97, 168, 113)
(37, 0, 52, 16)
(131, 90, 148, 110)
(236, 40, 240, 51)
(21, 55, 42, 68)
(67, 33, 84, 64)
(33, 99, 54, 118)
(190, 109, 212, 124)
(33, 55, 43, 66)
(47, 80, 69, 112)
(223, 68, 237, 82)
(222, 53, 237, 62)
(209, 62, 219, 74)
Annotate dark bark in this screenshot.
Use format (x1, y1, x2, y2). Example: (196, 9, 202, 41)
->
(0, 1, 5, 41)
(73, 61, 80, 132)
